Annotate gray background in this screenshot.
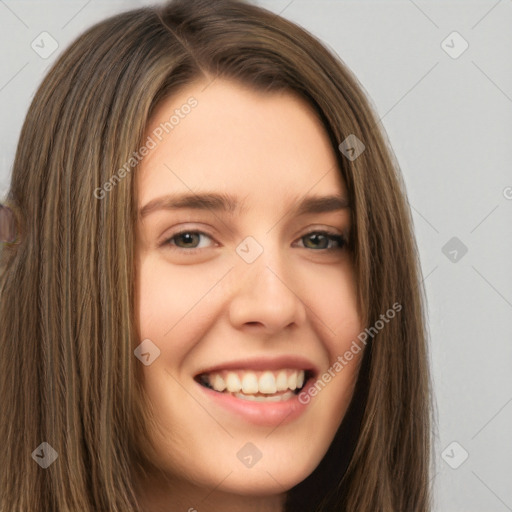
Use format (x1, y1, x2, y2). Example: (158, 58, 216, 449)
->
(1, 1, 511, 510)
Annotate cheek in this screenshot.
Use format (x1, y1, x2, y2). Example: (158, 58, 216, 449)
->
(305, 261, 362, 343)
(136, 254, 225, 364)
(302, 264, 363, 406)
(137, 253, 196, 333)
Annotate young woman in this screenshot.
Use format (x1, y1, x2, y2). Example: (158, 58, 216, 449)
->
(0, 0, 433, 510)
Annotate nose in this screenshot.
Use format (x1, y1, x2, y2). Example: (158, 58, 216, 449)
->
(227, 241, 307, 333)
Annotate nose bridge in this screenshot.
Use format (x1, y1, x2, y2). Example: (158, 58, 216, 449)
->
(228, 233, 307, 330)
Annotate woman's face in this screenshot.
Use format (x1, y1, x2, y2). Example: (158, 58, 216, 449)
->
(135, 77, 364, 507)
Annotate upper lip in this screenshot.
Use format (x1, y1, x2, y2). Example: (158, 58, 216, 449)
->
(195, 355, 319, 377)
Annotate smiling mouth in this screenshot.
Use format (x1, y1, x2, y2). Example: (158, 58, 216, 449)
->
(195, 368, 314, 401)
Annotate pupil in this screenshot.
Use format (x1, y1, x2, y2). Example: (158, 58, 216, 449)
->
(180, 233, 198, 247)
(307, 233, 326, 249)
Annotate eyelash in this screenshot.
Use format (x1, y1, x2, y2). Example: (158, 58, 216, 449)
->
(161, 229, 347, 254)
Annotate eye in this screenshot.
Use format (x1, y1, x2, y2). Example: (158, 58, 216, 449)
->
(297, 230, 347, 251)
(162, 230, 214, 252)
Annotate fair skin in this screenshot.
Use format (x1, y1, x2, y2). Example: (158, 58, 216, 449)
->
(134, 77, 364, 512)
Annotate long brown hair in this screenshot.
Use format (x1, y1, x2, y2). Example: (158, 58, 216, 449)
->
(0, 0, 433, 510)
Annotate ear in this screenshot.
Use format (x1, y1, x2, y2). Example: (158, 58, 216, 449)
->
(0, 204, 18, 243)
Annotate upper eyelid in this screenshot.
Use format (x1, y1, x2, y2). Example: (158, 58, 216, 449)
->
(167, 226, 345, 238)
(164, 221, 347, 237)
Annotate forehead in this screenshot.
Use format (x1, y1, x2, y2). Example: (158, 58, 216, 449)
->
(137, 78, 347, 208)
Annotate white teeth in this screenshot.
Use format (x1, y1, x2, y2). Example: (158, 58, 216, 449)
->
(234, 391, 294, 402)
(288, 372, 297, 391)
(212, 374, 226, 392)
(259, 371, 277, 394)
(276, 370, 288, 391)
(204, 369, 306, 395)
(241, 373, 259, 394)
(225, 373, 242, 392)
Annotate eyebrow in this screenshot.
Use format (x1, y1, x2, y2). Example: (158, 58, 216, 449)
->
(138, 191, 350, 219)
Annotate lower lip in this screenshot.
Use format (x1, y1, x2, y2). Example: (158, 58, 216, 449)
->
(196, 380, 313, 427)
